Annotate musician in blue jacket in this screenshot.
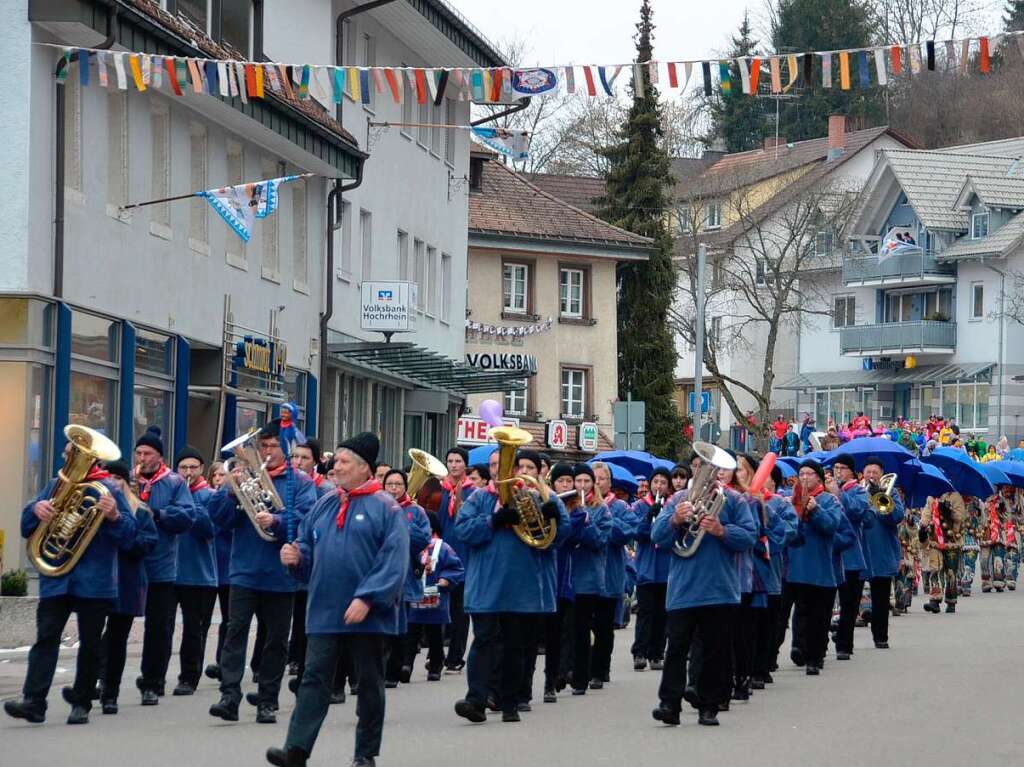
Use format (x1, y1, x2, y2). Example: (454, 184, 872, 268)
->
(437, 446, 477, 673)
(173, 446, 223, 696)
(786, 461, 840, 676)
(630, 467, 674, 671)
(207, 461, 233, 682)
(830, 454, 875, 660)
(452, 447, 570, 724)
(132, 426, 195, 705)
(98, 460, 160, 715)
(209, 420, 317, 725)
(860, 456, 905, 649)
(5, 437, 136, 726)
(267, 432, 408, 767)
(649, 481, 756, 727)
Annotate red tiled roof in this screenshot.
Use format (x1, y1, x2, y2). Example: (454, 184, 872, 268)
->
(470, 160, 653, 251)
(527, 173, 607, 214)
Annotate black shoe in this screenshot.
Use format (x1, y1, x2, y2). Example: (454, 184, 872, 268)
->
(384, 680, 398, 689)
(836, 651, 851, 661)
(790, 648, 806, 667)
(288, 662, 300, 677)
(764, 672, 774, 684)
(732, 686, 750, 701)
(66, 705, 89, 725)
(543, 688, 557, 703)
(946, 604, 956, 613)
(751, 677, 766, 689)
(718, 700, 730, 712)
(289, 677, 300, 694)
(682, 685, 700, 709)
(571, 688, 586, 696)
(210, 697, 239, 721)
(351, 759, 376, 767)
(330, 690, 346, 704)
(427, 671, 441, 682)
(399, 665, 413, 684)
(266, 746, 309, 767)
(172, 682, 195, 696)
(517, 702, 531, 712)
(589, 678, 604, 690)
(101, 699, 118, 715)
(633, 656, 647, 671)
(651, 704, 680, 726)
(205, 664, 221, 680)
(140, 690, 159, 706)
(4, 699, 46, 723)
(454, 699, 487, 723)
(699, 709, 720, 726)
(256, 704, 277, 724)
(502, 710, 521, 722)
(649, 659, 664, 671)
(874, 641, 889, 649)
(924, 601, 940, 613)
(485, 696, 500, 712)
(443, 662, 464, 674)
(806, 665, 821, 676)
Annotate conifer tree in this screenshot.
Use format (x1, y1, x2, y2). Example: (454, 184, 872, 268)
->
(706, 12, 770, 153)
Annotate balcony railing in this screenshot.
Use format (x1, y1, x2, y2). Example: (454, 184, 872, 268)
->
(839, 321, 956, 355)
(842, 249, 956, 285)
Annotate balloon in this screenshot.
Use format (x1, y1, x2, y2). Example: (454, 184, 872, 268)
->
(479, 399, 504, 428)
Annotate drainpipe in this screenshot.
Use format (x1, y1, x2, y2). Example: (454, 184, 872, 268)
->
(54, 1, 118, 298)
(982, 259, 1006, 439)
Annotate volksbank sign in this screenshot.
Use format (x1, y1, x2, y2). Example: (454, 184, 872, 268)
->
(360, 281, 417, 332)
(465, 353, 538, 372)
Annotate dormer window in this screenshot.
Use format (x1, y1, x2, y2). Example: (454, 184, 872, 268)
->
(972, 211, 989, 239)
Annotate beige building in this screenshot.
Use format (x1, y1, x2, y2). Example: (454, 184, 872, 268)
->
(463, 152, 652, 460)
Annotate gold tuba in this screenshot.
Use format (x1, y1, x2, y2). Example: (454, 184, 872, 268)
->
(221, 429, 284, 542)
(28, 425, 122, 577)
(491, 425, 557, 550)
(406, 448, 448, 498)
(868, 473, 899, 515)
(673, 441, 737, 558)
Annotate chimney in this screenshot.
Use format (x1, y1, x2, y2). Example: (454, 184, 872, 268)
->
(763, 136, 788, 156)
(827, 115, 846, 161)
(701, 136, 727, 165)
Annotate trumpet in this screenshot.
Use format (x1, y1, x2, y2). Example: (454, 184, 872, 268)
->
(866, 473, 898, 515)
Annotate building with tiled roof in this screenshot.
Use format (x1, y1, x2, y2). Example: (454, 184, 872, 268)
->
(527, 173, 607, 214)
(461, 153, 653, 459)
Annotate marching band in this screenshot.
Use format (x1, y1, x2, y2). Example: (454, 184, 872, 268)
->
(7, 418, 1024, 767)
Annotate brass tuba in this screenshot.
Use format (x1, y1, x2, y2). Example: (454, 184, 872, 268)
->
(406, 448, 448, 498)
(673, 441, 737, 558)
(868, 473, 899, 515)
(491, 425, 557, 550)
(28, 424, 122, 576)
(221, 429, 284, 542)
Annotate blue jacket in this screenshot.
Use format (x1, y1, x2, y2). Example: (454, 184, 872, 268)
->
(568, 499, 613, 596)
(176, 485, 218, 588)
(408, 539, 465, 625)
(115, 502, 160, 615)
(752, 495, 799, 596)
(838, 484, 875, 575)
(832, 510, 858, 584)
(142, 472, 195, 583)
(400, 501, 433, 603)
(652, 488, 757, 610)
(455, 485, 571, 614)
(603, 497, 639, 598)
(734, 492, 760, 594)
(292, 488, 409, 635)
(215, 528, 233, 587)
(633, 497, 672, 584)
(536, 496, 570, 613)
(786, 490, 841, 587)
(437, 481, 477, 565)
(209, 468, 317, 593)
(22, 479, 137, 601)
(862, 493, 905, 578)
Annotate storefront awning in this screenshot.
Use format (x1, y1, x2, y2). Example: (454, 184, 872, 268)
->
(777, 362, 994, 390)
(327, 342, 532, 395)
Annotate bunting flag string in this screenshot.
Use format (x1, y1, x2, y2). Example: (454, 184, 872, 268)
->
(465, 318, 554, 338)
(42, 30, 1022, 105)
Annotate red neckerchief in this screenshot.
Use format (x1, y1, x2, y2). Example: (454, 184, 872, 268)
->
(604, 492, 616, 505)
(266, 463, 288, 479)
(841, 479, 859, 492)
(792, 483, 824, 520)
(336, 479, 383, 529)
(398, 494, 413, 508)
(189, 477, 209, 493)
(313, 473, 325, 488)
(583, 489, 596, 506)
(138, 463, 170, 502)
(442, 476, 475, 517)
(988, 499, 1001, 544)
(281, 412, 293, 427)
(932, 499, 946, 549)
(86, 466, 111, 481)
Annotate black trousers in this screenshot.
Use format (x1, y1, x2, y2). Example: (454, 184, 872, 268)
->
(773, 580, 797, 667)
(334, 643, 355, 693)
(139, 581, 177, 692)
(100, 613, 135, 700)
(518, 614, 540, 704)
(252, 615, 267, 674)
(214, 585, 231, 665)
(219, 586, 294, 705)
(658, 605, 734, 712)
(444, 583, 469, 669)
(405, 623, 444, 673)
(542, 600, 570, 690)
(23, 596, 108, 710)
(384, 634, 406, 683)
(752, 595, 780, 679)
(792, 583, 835, 667)
(465, 612, 528, 713)
(836, 571, 864, 654)
(286, 634, 386, 760)
(732, 593, 755, 686)
(869, 577, 893, 643)
(175, 585, 217, 686)
(591, 596, 619, 682)
(572, 594, 617, 689)
(631, 582, 667, 661)
(289, 590, 308, 667)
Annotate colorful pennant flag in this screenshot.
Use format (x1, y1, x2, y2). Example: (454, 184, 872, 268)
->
(470, 127, 530, 161)
(200, 175, 304, 242)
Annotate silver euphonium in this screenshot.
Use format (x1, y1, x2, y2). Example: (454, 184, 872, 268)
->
(220, 429, 283, 543)
(673, 441, 738, 558)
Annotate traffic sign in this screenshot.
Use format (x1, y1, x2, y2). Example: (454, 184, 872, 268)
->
(689, 391, 711, 414)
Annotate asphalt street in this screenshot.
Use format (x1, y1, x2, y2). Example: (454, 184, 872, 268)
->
(2, 587, 1023, 767)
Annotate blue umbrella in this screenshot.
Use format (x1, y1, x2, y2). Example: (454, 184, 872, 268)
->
(1008, 448, 1024, 462)
(907, 463, 954, 508)
(652, 457, 677, 472)
(605, 462, 639, 495)
(467, 444, 497, 466)
(591, 450, 662, 478)
(977, 462, 1011, 488)
(777, 461, 796, 479)
(778, 456, 803, 471)
(825, 437, 915, 474)
(922, 447, 996, 499)
(988, 460, 1024, 489)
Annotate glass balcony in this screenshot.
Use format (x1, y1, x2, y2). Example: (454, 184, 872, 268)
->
(842, 249, 956, 286)
(839, 321, 956, 356)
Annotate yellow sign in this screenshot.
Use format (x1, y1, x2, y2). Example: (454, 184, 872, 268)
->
(242, 339, 287, 378)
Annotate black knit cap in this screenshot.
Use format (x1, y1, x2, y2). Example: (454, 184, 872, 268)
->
(174, 445, 205, 468)
(339, 431, 380, 473)
(800, 459, 826, 482)
(649, 467, 672, 485)
(548, 461, 574, 484)
(446, 446, 469, 464)
(832, 453, 856, 472)
(104, 459, 131, 483)
(517, 449, 543, 472)
(258, 419, 281, 441)
(573, 462, 595, 481)
(863, 455, 885, 472)
(135, 426, 164, 455)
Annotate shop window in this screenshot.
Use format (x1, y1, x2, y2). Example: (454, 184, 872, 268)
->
(70, 371, 116, 437)
(135, 328, 174, 375)
(285, 369, 308, 430)
(0, 298, 54, 347)
(71, 311, 118, 363)
(133, 385, 171, 443)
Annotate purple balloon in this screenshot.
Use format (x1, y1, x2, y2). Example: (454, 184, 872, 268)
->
(479, 399, 504, 427)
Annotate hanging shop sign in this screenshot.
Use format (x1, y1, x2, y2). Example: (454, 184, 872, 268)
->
(464, 353, 538, 373)
(456, 416, 521, 446)
(360, 281, 417, 333)
(578, 422, 600, 452)
(547, 420, 568, 450)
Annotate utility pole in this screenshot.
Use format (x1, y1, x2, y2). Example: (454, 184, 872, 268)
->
(694, 244, 706, 439)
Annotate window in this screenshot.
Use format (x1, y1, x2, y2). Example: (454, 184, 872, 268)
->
(441, 253, 452, 322)
(884, 293, 914, 323)
(107, 91, 129, 213)
(358, 210, 372, 283)
(173, 0, 208, 31)
(972, 211, 989, 239)
(677, 205, 692, 234)
(503, 263, 529, 314)
(342, 19, 358, 99)
(337, 200, 352, 280)
(220, 0, 251, 56)
(134, 327, 173, 447)
(64, 73, 83, 197)
(833, 295, 856, 328)
(971, 282, 984, 319)
(414, 239, 426, 311)
(362, 33, 376, 109)
(418, 89, 431, 147)
(189, 125, 208, 253)
(815, 229, 834, 256)
(397, 230, 409, 281)
(260, 161, 280, 281)
(401, 64, 413, 138)
(505, 382, 528, 417)
(924, 288, 953, 320)
(710, 316, 723, 347)
(705, 200, 722, 230)
(135, 328, 173, 375)
(69, 310, 119, 439)
(71, 372, 117, 436)
(293, 179, 308, 291)
(426, 246, 438, 316)
(430, 102, 442, 156)
(71, 311, 118, 362)
(444, 99, 456, 164)
(149, 104, 171, 234)
(559, 268, 584, 318)
(754, 258, 766, 286)
(225, 142, 246, 268)
(561, 368, 586, 419)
